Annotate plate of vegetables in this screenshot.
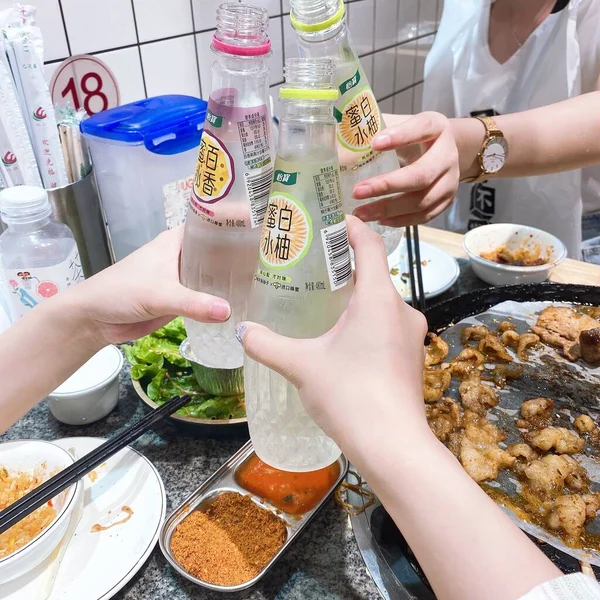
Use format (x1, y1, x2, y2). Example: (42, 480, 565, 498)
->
(123, 318, 248, 437)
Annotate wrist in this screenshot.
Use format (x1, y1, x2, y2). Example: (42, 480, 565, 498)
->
(450, 117, 484, 181)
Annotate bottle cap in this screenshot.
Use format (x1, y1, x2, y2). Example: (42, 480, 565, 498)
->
(0, 185, 52, 224)
(289, 0, 345, 33)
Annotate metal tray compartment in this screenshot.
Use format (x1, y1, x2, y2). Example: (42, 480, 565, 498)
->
(159, 440, 348, 592)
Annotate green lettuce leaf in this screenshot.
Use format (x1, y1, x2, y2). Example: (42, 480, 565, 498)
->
(152, 317, 187, 345)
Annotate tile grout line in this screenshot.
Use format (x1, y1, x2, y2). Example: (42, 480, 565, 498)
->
(411, 0, 423, 113)
(129, 0, 148, 98)
(376, 79, 423, 105)
(189, 0, 203, 98)
(57, 0, 72, 57)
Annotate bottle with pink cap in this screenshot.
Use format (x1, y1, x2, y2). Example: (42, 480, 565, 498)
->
(180, 3, 275, 376)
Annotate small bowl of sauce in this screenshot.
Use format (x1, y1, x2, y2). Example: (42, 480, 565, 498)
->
(235, 453, 340, 515)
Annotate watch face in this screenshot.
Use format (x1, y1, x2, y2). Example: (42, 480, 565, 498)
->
(481, 136, 508, 174)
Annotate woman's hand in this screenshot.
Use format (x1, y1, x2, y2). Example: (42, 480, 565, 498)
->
(71, 227, 231, 347)
(236, 215, 429, 445)
(352, 112, 461, 227)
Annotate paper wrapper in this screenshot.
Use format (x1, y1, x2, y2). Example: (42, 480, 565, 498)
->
(439, 300, 600, 565)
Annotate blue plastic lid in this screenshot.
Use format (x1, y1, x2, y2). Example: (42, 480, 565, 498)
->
(80, 95, 207, 156)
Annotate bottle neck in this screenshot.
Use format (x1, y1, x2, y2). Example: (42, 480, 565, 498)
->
(2, 214, 51, 233)
(210, 51, 271, 107)
(295, 16, 356, 61)
(282, 100, 334, 121)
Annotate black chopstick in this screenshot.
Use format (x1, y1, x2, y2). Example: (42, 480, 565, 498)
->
(405, 226, 419, 307)
(412, 226, 426, 312)
(0, 394, 191, 535)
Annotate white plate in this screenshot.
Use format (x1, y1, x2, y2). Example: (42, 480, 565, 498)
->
(0, 437, 166, 600)
(388, 240, 460, 301)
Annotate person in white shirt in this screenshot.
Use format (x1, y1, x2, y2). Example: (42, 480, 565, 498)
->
(387, 0, 600, 261)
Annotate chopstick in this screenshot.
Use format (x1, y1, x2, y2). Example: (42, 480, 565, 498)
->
(0, 395, 191, 535)
(404, 225, 426, 313)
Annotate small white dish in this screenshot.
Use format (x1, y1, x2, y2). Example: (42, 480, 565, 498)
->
(0, 437, 166, 600)
(0, 440, 81, 584)
(463, 223, 567, 286)
(388, 240, 460, 301)
(48, 345, 123, 425)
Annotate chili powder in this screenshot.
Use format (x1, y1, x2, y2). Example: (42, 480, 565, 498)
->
(170, 492, 287, 586)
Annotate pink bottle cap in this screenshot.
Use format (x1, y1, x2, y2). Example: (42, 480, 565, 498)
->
(212, 34, 271, 57)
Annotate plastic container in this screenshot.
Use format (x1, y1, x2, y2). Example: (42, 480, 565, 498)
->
(81, 95, 207, 261)
(48, 345, 123, 425)
(0, 186, 84, 323)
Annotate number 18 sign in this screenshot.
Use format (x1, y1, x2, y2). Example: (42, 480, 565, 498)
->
(50, 55, 120, 116)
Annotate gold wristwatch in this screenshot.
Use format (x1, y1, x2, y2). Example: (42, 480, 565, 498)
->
(462, 116, 508, 183)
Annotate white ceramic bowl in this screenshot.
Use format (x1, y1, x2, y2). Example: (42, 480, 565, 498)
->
(463, 223, 567, 286)
(0, 440, 81, 583)
(47, 345, 123, 425)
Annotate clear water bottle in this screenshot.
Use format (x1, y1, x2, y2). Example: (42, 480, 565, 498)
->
(290, 0, 403, 256)
(244, 58, 353, 471)
(0, 186, 84, 323)
(180, 3, 274, 369)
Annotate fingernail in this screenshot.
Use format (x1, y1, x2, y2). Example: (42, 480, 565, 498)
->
(373, 133, 390, 148)
(235, 322, 247, 345)
(210, 299, 231, 321)
(354, 184, 372, 199)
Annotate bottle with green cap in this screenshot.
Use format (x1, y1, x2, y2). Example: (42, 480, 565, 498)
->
(244, 57, 353, 471)
(289, 0, 403, 256)
(0, 185, 84, 322)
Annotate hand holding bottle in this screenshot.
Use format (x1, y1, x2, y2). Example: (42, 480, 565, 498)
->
(74, 226, 231, 347)
(236, 215, 428, 447)
(352, 112, 460, 228)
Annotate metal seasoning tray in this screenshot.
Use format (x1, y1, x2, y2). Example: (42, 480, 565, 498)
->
(159, 440, 349, 592)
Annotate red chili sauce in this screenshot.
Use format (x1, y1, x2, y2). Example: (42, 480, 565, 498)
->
(235, 453, 340, 515)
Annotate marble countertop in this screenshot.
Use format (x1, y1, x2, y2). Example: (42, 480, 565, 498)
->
(3, 259, 480, 600)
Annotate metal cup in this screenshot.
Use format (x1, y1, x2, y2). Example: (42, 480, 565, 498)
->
(47, 170, 115, 278)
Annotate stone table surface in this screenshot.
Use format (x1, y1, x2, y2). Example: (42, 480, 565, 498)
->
(3, 259, 482, 600)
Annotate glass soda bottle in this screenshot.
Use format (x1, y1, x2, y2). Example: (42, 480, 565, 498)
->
(0, 185, 84, 323)
(289, 0, 403, 256)
(180, 3, 274, 369)
(244, 57, 354, 471)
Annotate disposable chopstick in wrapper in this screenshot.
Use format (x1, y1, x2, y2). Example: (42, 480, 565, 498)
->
(0, 36, 41, 187)
(57, 107, 92, 184)
(5, 24, 68, 189)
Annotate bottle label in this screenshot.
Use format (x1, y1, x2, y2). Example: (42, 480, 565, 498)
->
(333, 63, 382, 167)
(2, 246, 84, 320)
(162, 174, 193, 229)
(255, 159, 351, 293)
(190, 97, 273, 229)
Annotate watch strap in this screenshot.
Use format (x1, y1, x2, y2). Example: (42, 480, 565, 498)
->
(461, 116, 505, 184)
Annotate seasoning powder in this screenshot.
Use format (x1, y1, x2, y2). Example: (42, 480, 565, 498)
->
(170, 492, 287, 586)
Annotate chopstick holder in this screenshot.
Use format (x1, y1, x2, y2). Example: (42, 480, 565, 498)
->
(0, 394, 191, 535)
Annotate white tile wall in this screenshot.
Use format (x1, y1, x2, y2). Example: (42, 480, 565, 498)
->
(393, 88, 413, 114)
(348, 0, 374, 56)
(95, 47, 146, 105)
(40, 0, 434, 114)
(133, 0, 194, 42)
(141, 36, 200, 98)
(372, 48, 396, 99)
(34, 0, 68, 62)
(60, 0, 137, 55)
(374, 0, 398, 50)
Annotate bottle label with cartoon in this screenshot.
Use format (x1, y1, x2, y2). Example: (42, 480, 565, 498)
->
(333, 64, 382, 169)
(2, 246, 84, 320)
(190, 92, 274, 229)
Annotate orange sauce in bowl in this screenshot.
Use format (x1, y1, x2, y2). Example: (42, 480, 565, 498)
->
(235, 454, 340, 515)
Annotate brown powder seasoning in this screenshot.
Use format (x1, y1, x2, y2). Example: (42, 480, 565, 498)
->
(169, 491, 287, 586)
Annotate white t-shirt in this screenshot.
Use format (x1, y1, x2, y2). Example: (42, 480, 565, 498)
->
(521, 573, 600, 600)
(423, 0, 600, 257)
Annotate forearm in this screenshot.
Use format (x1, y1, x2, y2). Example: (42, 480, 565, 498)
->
(452, 91, 600, 180)
(340, 411, 561, 600)
(0, 292, 102, 432)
